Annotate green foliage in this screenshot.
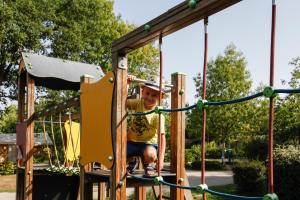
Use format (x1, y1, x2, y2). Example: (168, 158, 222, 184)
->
(244, 137, 268, 161)
(0, 105, 17, 133)
(274, 145, 300, 199)
(187, 44, 253, 144)
(0, 161, 16, 175)
(190, 160, 225, 171)
(232, 160, 267, 195)
(206, 141, 222, 159)
(0, 0, 159, 109)
(185, 145, 201, 166)
(193, 184, 237, 200)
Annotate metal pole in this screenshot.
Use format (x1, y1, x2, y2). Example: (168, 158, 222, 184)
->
(268, 0, 276, 193)
(201, 17, 209, 200)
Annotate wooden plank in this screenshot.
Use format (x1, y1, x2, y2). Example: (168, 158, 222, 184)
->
(16, 71, 26, 200)
(32, 97, 80, 121)
(134, 158, 146, 200)
(110, 52, 127, 200)
(79, 75, 94, 200)
(112, 0, 241, 53)
(25, 74, 35, 200)
(170, 73, 186, 200)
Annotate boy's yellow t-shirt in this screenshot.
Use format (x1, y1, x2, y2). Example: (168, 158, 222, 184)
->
(127, 99, 165, 144)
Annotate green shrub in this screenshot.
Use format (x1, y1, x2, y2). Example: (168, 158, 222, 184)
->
(185, 143, 223, 166)
(274, 145, 300, 200)
(232, 160, 267, 195)
(185, 145, 201, 166)
(244, 138, 268, 161)
(191, 160, 225, 171)
(0, 161, 16, 175)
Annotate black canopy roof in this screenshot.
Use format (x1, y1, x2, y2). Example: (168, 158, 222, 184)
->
(21, 52, 104, 90)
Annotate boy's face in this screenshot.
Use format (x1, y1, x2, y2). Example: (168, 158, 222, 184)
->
(141, 87, 160, 108)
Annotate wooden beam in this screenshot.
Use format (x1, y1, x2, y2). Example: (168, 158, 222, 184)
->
(134, 159, 147, 200)
(25, 74, 35, 200)
(79, 75, 94, 200)
(170, 73, 186, 200)
(110, 52, 127, 200)
(16, 71, 26, 200)
(112, 0, 241, 53)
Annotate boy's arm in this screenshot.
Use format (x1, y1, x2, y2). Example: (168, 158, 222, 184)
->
(158, 115, 166, 169)
(159, 133, 166, 169)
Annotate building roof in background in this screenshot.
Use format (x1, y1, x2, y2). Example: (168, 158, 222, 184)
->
(0, 133, 53, 146)
(21, 52, 104, 90)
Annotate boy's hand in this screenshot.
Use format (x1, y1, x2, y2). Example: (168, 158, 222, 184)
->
(127, 75, 136, 84)
(158, 160, 164, 170)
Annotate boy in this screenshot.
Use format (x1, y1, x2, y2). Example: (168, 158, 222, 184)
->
(126, 76, 167, 176)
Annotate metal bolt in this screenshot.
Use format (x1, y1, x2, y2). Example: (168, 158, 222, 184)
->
(118, 181, 124, 187)
(109, 77, 114, 83)
(144, 24, 151, 32)
(108, 155, 113, 161)
(179, 89, 184, 95)
(178, 177, 184, 183)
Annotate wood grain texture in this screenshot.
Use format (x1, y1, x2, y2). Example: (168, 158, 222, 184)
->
(112, 0, 241, 54)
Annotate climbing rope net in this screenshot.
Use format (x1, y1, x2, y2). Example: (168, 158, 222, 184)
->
(40, 110, 80, 175)
(127, 0, 299, 199)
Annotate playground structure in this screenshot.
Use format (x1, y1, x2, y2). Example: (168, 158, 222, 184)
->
(15, 0, 300, 200)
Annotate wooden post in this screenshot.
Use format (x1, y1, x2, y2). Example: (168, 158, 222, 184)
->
(79, 74, 97, 200)
(25, 74, 35, 200)
(170, 73, 186, 200)
(16, 72, 26, 200)
(134, 159, 147, 199)
(111, 52, 127, 200)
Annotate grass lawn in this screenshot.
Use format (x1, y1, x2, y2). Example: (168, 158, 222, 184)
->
(193, 184, 237, 200)
(0, 174, 16, 192)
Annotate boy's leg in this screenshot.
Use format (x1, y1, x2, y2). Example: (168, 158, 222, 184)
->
(127, 142, 141, 173)
(143, 145, 157, 164)
(142, 144, 158, 177)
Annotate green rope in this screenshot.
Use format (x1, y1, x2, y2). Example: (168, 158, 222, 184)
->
(206, 92, 263, 106)
(129, 88, 299, 116)
(205, 188, 263, 200)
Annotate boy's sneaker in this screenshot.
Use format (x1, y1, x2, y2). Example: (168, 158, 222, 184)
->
(127, 157, 139, 174)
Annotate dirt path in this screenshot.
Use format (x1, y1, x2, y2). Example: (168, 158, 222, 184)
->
(0, 175, 16, 192)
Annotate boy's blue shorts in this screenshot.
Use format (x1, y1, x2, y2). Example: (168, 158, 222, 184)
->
(127, 141, 158, 157)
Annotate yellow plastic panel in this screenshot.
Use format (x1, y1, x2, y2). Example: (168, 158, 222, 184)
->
(64, 120, 80, 162)
(80, 71, 114, 169)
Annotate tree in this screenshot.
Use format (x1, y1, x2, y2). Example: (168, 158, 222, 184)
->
(186, 44, 253, 145)
(274, 57, 300, 144)
(0, 0, 159, 110)
(0, 105, 17, 133)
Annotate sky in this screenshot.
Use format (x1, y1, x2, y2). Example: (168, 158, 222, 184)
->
(114, 0, 300, 104)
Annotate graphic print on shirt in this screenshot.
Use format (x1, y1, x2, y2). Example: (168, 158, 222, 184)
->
(130, 115, 150, 136)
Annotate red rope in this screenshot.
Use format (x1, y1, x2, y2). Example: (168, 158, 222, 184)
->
(157, 33, 163, 200)
(268, 0, 276, 193)
(201, 17, 209, 200)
